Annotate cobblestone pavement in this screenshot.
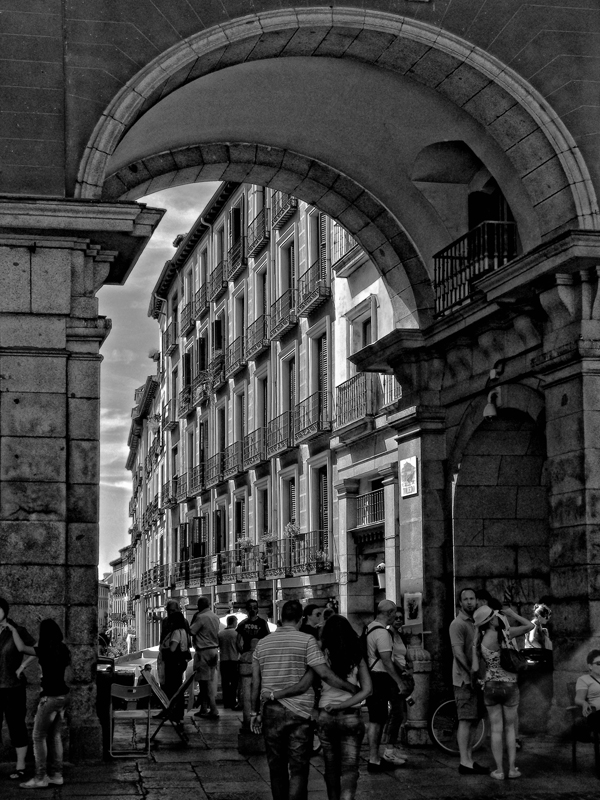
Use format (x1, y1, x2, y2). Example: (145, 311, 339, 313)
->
(1, 707, 597, 799)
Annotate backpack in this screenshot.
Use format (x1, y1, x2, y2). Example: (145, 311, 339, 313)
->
(359, 622, 390, 671)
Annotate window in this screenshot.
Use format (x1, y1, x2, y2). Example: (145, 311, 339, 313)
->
(280, 238, 296, 294)
(182, 350, 192, 388)
(216, 227, 225, 263)
(308, 212, 328, 279)
(212, 506, 225, 554)
(235, 389, 246, 441)
(191, 515, 207, 558)
(256, 484, 269, 538)
(195, 335, 207, 374)
(234, 497, 246, 542)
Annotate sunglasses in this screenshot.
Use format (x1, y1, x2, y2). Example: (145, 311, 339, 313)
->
(592, 661, 600, 667)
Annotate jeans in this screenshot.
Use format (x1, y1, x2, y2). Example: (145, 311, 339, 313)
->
(317, 709, 365, 800)
(33, 695, 67, 779)
(219, 661, 239, 708)
(263, 701, 313, 800)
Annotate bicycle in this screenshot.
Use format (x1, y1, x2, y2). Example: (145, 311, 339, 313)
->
(427, 697, 487, 754)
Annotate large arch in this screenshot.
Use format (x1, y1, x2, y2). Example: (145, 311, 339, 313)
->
(77, 8, 599, 245)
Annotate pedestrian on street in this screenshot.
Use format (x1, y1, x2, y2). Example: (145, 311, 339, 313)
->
(160, 610, 192, 728)
(190, 596, 220, 720)
(219, 615, 240, 709)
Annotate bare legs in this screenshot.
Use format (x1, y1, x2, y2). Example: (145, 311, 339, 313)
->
(457, 719, 477, 767)
(486, 703, 519, 775)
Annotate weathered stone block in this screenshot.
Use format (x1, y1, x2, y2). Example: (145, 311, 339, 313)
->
(457, 455, 501, 486)
(484, 518, 548, 547)
(551, 565, 593, 598)
(0, 353, 66, 393)
(67, 357, 101, 399)
(31, 247, 71, 314)
(68, 397, 100, 439)
(0, 480, 66, 520)
(464, 430, 532, 456)
(0, 564, 66, 604)
(66, 565, 101, 607)
(0, 314, 66, 349)
(70, 645, 98, 683)
(67, 604, 98, 645)
(67, 483, 99, 523)
(67, 522, 99, 566)
(517, 545, 550, 575)
(0, 521, 66, 564)
(454, 517, 484, 546)
(68, 439, 100, 484)
(455, 486, 517, 519)
(1, 436, 66, 482)
(498, 455, 544, 486)
(454, 545, 517, 576)
(549, 524, 590, 566)
(0, 246, 30, 312)
(1, 391, 66, 437)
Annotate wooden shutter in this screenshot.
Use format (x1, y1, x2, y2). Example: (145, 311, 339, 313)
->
(289, 243, 296, 290)
(289, 478, 296, 524)
(263, 491, 269, 537)
(261, 272, 268, 317)
(213, 508, 224, 554)
(318, 334, 328, 416)
(235, 498, 246, 539)
(198, 420, 207, 463)
(288, 358, 296, 410)
(183, 351, 191, 387)
(319, 466, 329, 551)
(319, 213, 327, 280)
(196, 337, 207, 373)
(213, 319, 222, 352)
(191, 517, 202, 558)
(180, 522, 189, 561)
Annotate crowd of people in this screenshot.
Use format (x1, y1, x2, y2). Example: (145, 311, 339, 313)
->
(2, 589, 600, 795)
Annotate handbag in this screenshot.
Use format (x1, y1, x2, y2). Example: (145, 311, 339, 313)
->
(499, 647, 529, 674)
(394, 665, 415, 697)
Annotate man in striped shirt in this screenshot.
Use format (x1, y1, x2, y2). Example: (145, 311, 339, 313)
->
(251, 600, 357, 800)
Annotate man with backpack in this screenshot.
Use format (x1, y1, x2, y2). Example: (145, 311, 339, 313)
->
(364, 599, 407, 771)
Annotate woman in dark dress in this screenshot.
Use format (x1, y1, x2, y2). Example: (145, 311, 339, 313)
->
(160, 610, 192, 728)
(8, 618, 71, 789)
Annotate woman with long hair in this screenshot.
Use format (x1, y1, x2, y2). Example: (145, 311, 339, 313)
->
(471, 605, 533, 780)
(317, 614, 372, 800)
(382, 606, 413, 765)
(160, 610, 192, 727)
(8, 618, 71, 789)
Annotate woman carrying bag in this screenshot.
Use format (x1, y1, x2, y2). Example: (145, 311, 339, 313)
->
(160, 610, 192, 730)
(382, 606, 414, 765)
(471, 605, 533, 781)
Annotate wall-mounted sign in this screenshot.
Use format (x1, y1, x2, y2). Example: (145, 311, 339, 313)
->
(400, 456, 418, 497)
(404, 592, 423, 627)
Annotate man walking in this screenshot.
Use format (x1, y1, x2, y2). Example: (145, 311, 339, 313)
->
(251, 600, 357, 800)
(364, 599, 407, 772)
(450, 587, 489, 774)
(218, 615, 240, 709)
(190, 596, 220, 720)
(237, 598, 270, 729)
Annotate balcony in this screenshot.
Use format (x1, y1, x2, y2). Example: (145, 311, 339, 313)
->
(189, 463, 204, 496)
(294, 391, 332, 443)
(266, 410, 296, 457)
(290, 530, 333, 576)
(297, 258, 331, 316)
(208, 260, 227, 301)
(163, 399, 178, 431)
(220, 548, 242, 584)
(188, 556, 207, 588)
(178, 386, 192, 418)
(173, 560, 189, 590)
(175, 472, 188, 502)
(264, 540, 290, 579)
(272, 192, 298, 229)
(270, 289, 297, 339)
(162, 479, 177, 508)
(192, 371, 210, 406)
(223, 441, 243, 478)
(225, 237, 247, 282)
(225, 336, 246, 378)
(240, 544, 264, 581)
(247, 208, 270, 257)
(180, 302, 194, 336)
(163, 320, 178, 355)
(128, 497, 136, 517)
(333, 373, 379, 442)
(246, 315, 270, 359)
(434, 221, 518, 316)
(205, 554, 220, 586)
(205, 452, 224, 488)
(209, 354, 226, 390)
(356, 488, 385, 527)
(379, 373, 402, 409)
(243, 428, 267, 469)
(194, 285, 209, 320)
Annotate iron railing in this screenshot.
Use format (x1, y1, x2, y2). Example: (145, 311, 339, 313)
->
(225, 336, 246, 377)
(272, 192, 298, 228)
(223, 441, 243, 478)
(178, 386, 192, 418)
(270, 289, 297, 339)
(163, 399, 178, 431)
(163, 320, 178, 355)
(246, 315, 270, 359)
(247, 208, 270, 256)
(189, 463, 204, 495)
(205, 453, 224, 487)
(334, 373, 376, 429)
(266, 410, 295, 456)
(225, 238, 246, 281)
(356, 488, 385, 527)
(194, 285, 209, 319)
(295, 391, 331, 442)
(208, 260, 227, 301)
(243, 428, 267, 468)
(180, 303, 194, 335)
(297, 258, 330, 316)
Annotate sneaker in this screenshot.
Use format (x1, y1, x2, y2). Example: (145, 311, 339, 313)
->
(385, 746, 409, 761)
(20, 777, 49, 789)
(490, 769, 505, 780)
(382, 749, 407, 765)
(47, 775, 64, 785)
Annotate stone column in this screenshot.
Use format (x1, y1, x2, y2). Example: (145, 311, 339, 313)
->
(335, 479, 362, 621)
(0, 199, 163, 759)
(378, 464, 399, 603)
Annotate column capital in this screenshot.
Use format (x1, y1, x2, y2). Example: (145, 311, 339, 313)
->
(335, 478, 360, 499)
(378, 463, 398, 485)
(389, 405, 446, 443)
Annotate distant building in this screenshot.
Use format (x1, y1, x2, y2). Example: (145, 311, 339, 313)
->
(98, 574, 110, 634)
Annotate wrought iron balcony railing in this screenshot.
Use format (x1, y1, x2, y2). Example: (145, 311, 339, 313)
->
(205, 452, 224, 488)
(379, 373, 402, 408)
(266, 410, 296, 456)
(193, 285, 209, 320)
(189, 463, 204, 496)
(209, 354, 226, 390)
(334, 373, 377, 430)
(223, 441, 244, 478)
(163, 320, 178, 355)
(433, 221, 518, 316)
(243, 428, 267, 469)
(208, 260, 227, 302)
(297, 258, 330, 316)
(162, 480, 177, 508)
(270, 289, 297, 339)
(225, 237, 247, 282)
(263, 540, 289, 579)
(246, 315, 270, 359)
(178, 386, 192, 418)
(225, 336, 246, 378)
(180, 302, 194, 335)
(289, 530, 332, 576)
(192, 371, 210, 406)
(356, 488, 385, 527)
(272, 192, 298, 229)
(247, 208, 270, 257)
(188, 556, 207, 588)
(172, 560, 189, 589)
(163, 399, 178, 431)
(294, 391, 331, 442)
(175, 472, 188, 502)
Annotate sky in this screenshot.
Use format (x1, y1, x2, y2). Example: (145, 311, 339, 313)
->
(97, 182, 220, 578)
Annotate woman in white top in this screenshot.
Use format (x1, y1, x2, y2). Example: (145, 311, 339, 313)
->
(317, 615, 372, 800)
(575, 649, 600, 732)
(472, 605, 533, 781)
(526, 603, 552, 650)
(383, 607, 412, 765)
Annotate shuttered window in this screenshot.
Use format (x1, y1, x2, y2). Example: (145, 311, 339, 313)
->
(289, 478, 296, 524)
(235, 498, 246, 540)
(179, 522, 189, 561)
(196, 337, 207, 373)
(318, 466, 329, 551)
(182, 351, 192, 387)
(213, 507, 225, 554)
(191, 517, 204, 558)
(317, 334, 328, 416)
(288, 358, 296, 411)
(319, 213, 327, 280)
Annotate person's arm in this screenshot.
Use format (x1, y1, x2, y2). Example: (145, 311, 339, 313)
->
(452, 643, 471, 675)
(313, 662, 358, 694)
(250, 657, 262, 733)
(261, 668, 315, 702)
(575, 687, 594, 716)
(236, 632, 245, 654)
(16, 655, 36, 677)
(503, 608, 535, 639)
(7, 624, 36, 656)
(380, 650, 404, 691)
(322, 659, 373, 712)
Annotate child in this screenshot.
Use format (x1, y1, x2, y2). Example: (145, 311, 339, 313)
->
(8, 619, 71, 789)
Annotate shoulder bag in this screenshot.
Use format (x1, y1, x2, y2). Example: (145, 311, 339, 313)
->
(499, 630, 529, 674)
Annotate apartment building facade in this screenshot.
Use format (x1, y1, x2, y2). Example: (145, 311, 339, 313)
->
(124, 183, 403, 648)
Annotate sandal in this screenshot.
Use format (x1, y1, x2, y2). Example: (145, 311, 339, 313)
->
(8, 769, 26, 780)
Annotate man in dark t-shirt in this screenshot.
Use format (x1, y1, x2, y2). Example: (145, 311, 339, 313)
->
(237, 599, 270, 654)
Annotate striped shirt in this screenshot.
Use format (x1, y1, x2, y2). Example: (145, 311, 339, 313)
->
(253, 627, 326, 718)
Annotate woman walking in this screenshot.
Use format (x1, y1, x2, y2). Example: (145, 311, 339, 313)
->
(8, 618, 70, 789)
(160, 610, 192, 729)
(317, 615, 372, 800)
(472, 605, 533, 781)
(382, 606, 413, 765)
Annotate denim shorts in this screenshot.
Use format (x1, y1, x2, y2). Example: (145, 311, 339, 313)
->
(484, 680, 519, 707)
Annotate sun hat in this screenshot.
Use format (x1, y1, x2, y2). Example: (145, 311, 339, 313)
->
(473, 605, 496, 627)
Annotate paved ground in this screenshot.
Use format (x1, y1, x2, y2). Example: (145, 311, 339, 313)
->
(1, 706, 597, 799)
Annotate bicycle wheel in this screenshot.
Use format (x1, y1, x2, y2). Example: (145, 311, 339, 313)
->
(428, 699, 486, 754)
